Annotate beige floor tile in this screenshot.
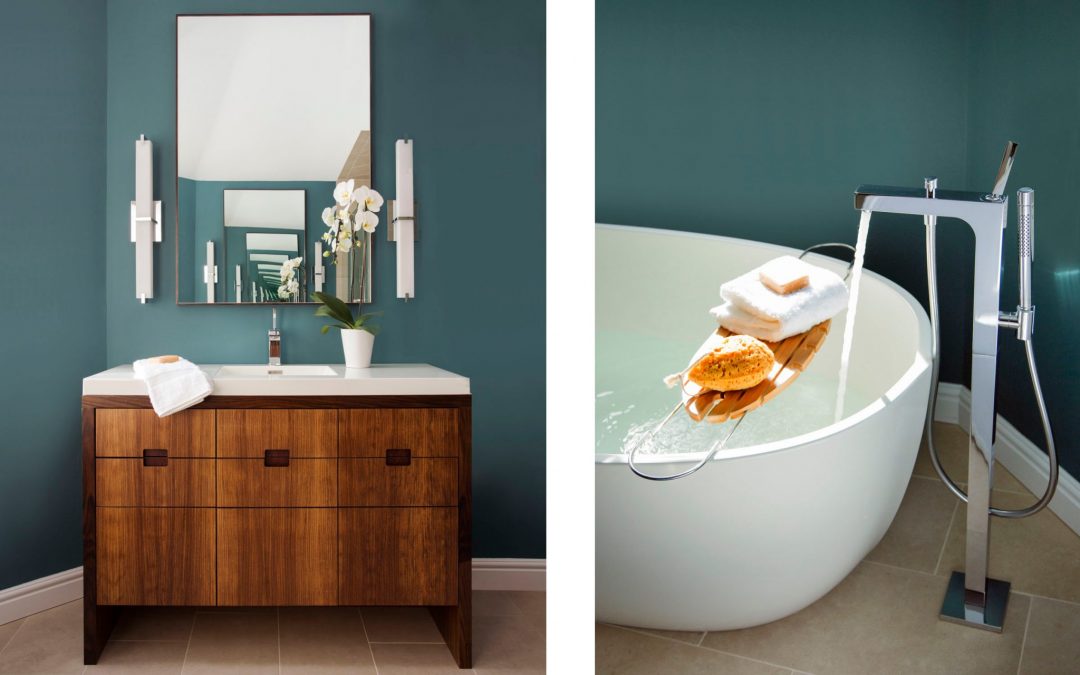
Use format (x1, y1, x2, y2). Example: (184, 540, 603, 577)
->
(913, 423, 1030, 494)
(0, 618, 23, 653)
(86, 640, 188, 673)
(278, 607, 376, 674)
(631, 627, 703, 645)
(702, 562, 1029, 675)
(361, 607, 443, 643)
(182, 610, 278, 675)
(504, 592, 545, 618)
(938, 490, 1080, 602)
(865, 476, 958, 573)
(596, 624, 788, 675)
(505, 592, 545, 635)
(1019, 596, 1080, 674)
(472, 614, 545, 674)
(369, 643, 461, 674)
(0, 599, 83, 674)
(474, 592, 523, 617)
(110, 607, 194, 641)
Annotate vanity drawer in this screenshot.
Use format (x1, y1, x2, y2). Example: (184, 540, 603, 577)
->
(218, 508, 336, 605)
(97, 507, 215, 605)
(339, 457, 457, 506)
(218, 457, 337, 507)
(339, 408, 461, 458)
(97, 457, 215, 507)
(96, 409, 214, 458)
(217, 409, 337, 458)
(339, 507, 457, 605)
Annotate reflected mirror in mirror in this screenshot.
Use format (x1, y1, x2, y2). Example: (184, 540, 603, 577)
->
(224, 190, 305, 302)
(176, 14, 372, 305)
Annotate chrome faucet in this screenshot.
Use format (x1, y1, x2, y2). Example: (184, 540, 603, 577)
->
(268, 308, 282, 366)
(853, 142, 1058, 633)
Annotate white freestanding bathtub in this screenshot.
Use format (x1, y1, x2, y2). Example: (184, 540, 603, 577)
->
(596, 224, 932, 631)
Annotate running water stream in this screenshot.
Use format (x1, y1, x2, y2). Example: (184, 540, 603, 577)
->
(834, 210, 872, 422)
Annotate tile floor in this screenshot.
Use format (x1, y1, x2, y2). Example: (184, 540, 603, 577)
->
(597, 422, 1080, 675)
(0, 591, 545, 674)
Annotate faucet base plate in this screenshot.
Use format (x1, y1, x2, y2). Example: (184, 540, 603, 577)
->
(939, 571, 1010, 632)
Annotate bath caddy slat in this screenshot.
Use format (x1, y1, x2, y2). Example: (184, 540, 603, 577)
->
(682, 320, 831, 424)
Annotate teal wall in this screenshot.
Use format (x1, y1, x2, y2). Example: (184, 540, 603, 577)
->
(106, 1, 546, 559)
(0, 0, 106, 589)
(965, 0, 1080, 477)
(598, 0, 1078, 478)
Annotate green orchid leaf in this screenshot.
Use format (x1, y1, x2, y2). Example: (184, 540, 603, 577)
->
(311, 291, 355, 325)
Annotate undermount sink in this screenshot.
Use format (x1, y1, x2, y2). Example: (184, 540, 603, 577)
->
(216, 364, 338, 377)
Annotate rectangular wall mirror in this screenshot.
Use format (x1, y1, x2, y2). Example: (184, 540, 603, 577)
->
(176, 13, 372, 305)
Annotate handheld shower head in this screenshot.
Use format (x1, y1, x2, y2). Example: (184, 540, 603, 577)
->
(1015, 187, 1035, 339)
(1017, 187, 1034, 262)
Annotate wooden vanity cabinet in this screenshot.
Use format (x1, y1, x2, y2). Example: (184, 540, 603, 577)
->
(83, 395, 472, 668)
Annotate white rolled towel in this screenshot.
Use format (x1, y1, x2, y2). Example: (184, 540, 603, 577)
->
(712, 257, 849, 341)
(133, 357, 213, 417)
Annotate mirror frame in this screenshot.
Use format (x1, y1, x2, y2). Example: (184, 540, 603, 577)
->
(173, 12, 374, 306)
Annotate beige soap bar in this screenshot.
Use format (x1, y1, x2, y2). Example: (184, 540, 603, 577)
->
(150, 354, 180, 364)
(759, 256, 811, 295)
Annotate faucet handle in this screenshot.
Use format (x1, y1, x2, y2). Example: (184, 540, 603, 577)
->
(987, 141, 1019, 200)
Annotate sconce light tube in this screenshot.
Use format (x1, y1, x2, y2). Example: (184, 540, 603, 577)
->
(314, 242, 326, 293)
(235, 264, 242, 302)
(204, 240, 218, 303)
(394, 138, 415, 300)
(131, 135, 162, 302)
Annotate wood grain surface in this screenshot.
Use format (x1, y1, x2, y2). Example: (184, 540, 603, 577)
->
(339, 458, 456, 506)
(96, 458, 215, 507)
(218, 459, 336, 507)
(339, 507, 456, 605)
(96, 507, 215, 605)
(339, 408, 460, 458)
(82, 394, 470, 410)
(216, 409, 337, 458)
(95, 409, 215, 457)
(217, 508, 337, 605)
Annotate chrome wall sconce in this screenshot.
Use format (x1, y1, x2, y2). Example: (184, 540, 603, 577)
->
(389, 138, 417, 301)
(131, 134, 162, 303)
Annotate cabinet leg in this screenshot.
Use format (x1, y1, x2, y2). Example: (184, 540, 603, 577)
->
(84, 603, 118, 665)
(430, 603, 471, 669)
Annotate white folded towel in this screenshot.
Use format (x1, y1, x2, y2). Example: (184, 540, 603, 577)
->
(133, 357, 213, 417)
(712, 256, 849, 341)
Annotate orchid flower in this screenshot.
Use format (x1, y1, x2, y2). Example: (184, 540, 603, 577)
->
(333, 179, 357, 206)
(358, 210, 378, 233)
(356, 186, 384, 212)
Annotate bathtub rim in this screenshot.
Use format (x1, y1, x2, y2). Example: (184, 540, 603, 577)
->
(595, 222, 933, 466)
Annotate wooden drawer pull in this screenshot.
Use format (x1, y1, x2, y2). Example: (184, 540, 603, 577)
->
(264, 449, 290, 467)
(385, 448, 412, 466)
(142, 449, 168, 467)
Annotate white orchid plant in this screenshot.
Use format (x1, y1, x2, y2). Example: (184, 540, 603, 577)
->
(321, 180, 383, 259)
(277, 256, 303, 300)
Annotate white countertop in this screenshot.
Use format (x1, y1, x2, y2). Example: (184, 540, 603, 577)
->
(83, 364, 470, 397)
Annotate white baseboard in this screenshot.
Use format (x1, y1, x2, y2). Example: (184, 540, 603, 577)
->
(0, 567, 82, 626)
(472, 558, 547, 592)
(0, 558, 545, 626)
(934, 382, 1080, 536)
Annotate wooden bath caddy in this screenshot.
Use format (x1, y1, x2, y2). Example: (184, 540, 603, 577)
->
(681, 320, 831, 424)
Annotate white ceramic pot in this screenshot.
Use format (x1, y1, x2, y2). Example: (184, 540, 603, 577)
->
(340, 329, 374, 368)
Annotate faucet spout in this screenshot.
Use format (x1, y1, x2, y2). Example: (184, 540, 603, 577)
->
(268, 308, 282, 366)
